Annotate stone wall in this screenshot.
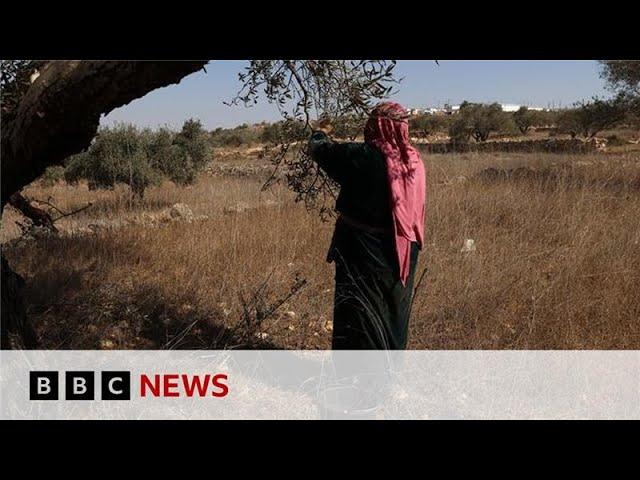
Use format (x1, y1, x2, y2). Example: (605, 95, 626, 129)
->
(419, 138, 598, 155)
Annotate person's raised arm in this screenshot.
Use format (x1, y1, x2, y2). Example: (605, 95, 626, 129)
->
(308, 124, 364, 185)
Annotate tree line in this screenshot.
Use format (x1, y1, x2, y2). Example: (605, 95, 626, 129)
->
(43, 97, 639, 197)
(409, 96, 638, 144)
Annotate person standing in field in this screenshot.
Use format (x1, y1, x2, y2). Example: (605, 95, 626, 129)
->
(309, 102, 426, 349)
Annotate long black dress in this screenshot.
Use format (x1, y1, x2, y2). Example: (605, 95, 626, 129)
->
(309, 131, 420, 350)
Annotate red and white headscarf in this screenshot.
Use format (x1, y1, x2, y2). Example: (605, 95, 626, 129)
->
(364, 102, 426, 285)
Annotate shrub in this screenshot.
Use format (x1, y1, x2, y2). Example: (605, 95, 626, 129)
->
(64, 119, 210, 197)
(64, 124, 158, 196)
(260, 119, 307, 144)
(147, 127, 180, 173)
(409, 114, 451, 138)
(40, 165, 66, 187)
(167, 119, 210, 184)
(210, 124, 261, 147)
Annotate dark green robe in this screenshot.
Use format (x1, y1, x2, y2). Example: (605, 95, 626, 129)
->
(309, 131, 420, 350)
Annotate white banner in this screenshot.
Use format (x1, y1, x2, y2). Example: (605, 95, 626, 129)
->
(1, 350, 639, 419)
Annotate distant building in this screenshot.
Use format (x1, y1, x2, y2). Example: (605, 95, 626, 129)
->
(427, 103, 548, 115)
(408, 103, 549, 117)
(500, 104, 521, 113)
(406, 107, 448, 115)
(500, 104, 546, 112)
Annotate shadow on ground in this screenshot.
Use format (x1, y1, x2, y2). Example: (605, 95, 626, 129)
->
(14, 253, 283, 350)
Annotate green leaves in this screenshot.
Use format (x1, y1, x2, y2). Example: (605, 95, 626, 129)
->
(229, 60, 399, 216)
(600, 60, 640, 96)
(63, 119, 210, 197)
(558, 96, 630, 139)
(449, 102, 514, 143)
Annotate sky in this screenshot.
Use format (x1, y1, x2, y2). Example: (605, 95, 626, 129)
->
(102, 60, 610, 130)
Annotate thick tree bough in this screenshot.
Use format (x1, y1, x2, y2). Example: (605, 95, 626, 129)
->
(2, 61, 207, 206)
(1, 60, 207, 349)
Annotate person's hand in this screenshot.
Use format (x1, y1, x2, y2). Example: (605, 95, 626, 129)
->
(311, 117, 333, 134)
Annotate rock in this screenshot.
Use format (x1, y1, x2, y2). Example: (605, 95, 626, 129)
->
(587, 137, 608, 150)
(461, 239, 476, 253)
(169, 203, 194, 222)
(284, 311, 296, 319)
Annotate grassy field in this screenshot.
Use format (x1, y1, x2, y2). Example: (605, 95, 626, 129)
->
(3, 144, 640, 349)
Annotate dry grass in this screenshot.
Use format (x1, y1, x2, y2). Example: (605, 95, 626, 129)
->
(3, 147, 640, 349)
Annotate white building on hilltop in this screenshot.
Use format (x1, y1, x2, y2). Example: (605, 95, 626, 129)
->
(406, 103, 548, 116)
(500, 103, 546, 112)
(438, 103, 548, 114)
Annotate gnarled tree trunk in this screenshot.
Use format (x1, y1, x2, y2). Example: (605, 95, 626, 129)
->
(1, 60, 207, 349)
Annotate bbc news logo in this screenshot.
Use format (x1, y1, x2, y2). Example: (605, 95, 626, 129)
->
(29, 371, 229, 400)
(30, 371, 131, 400)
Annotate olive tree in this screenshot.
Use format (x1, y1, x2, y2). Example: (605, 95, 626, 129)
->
(64, 119, 210, 197)
(210, 124, 261, 147)
(600, 60, 640, 127)
(231, 60, 398, 217)
(600, 60, 640, 96)
(168, 118, 210, 185)
(64, 124, 160, 197)
(557, 96, 629, 139)
(513, 107, 538, 134)
(449, 102, 512, 142)
(409, 114, 450, 138)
